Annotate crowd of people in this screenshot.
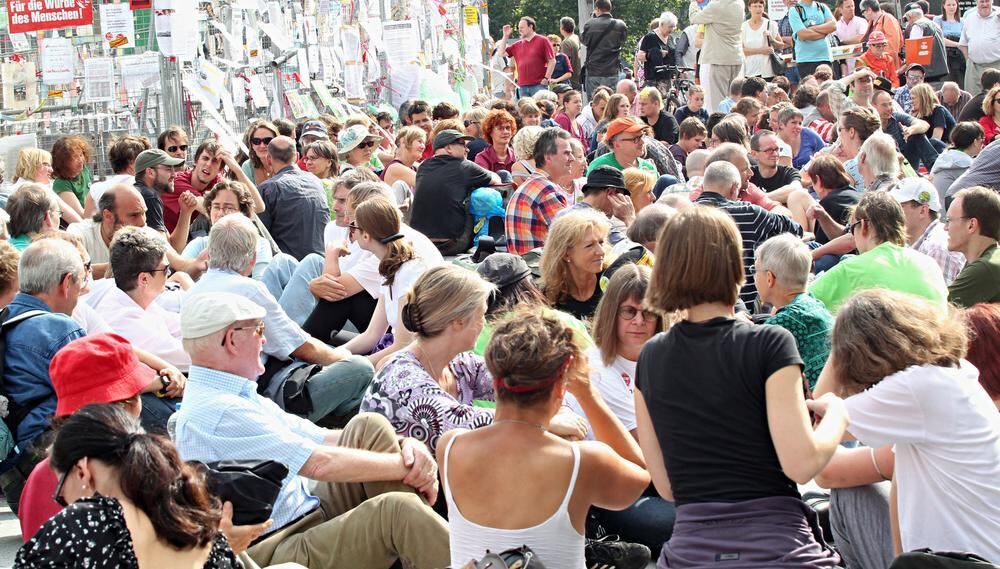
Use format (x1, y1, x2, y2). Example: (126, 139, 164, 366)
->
(0, 0, 998, 568)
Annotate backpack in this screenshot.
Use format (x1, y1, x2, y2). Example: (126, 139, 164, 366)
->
(0, 307, 48, 459)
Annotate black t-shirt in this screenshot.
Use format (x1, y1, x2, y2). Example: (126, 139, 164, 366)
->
(958, 92, 986, 123)
(467, 138, 489, 161)
(553, 277, 603, 321)
(750, 165, 801, 192)
(928, 105, 956, 142)
(635, 317, 804, 506)
(136, 180, 165, 232)
(411, 155, 495, 240)
(639, 31, 675, 81)
(644, 111, 679, 145)
(816, 186, 861, 244)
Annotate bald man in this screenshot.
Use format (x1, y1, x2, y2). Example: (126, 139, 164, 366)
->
(258, 136, 330, 260)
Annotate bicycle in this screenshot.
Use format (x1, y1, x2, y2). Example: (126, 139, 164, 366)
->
(651, 65, 696, 114)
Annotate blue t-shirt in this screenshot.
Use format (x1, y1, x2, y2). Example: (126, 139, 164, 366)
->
(793, 128, 827, 169)
(789, 1, 834, 63)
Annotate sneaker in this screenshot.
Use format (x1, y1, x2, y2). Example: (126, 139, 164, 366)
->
(585, 535, 651, 569)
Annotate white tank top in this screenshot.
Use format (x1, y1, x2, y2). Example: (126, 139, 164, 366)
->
(443, 433, 586, 569)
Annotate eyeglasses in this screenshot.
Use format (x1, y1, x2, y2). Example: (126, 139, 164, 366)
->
(250, 137, 274, 146)
(52, 470, 69, 507)
(145, 265, 169, 276)
(463, 120, 480, 127)
(757, 146, 780, 154)
(221, 321, 265, 346)
(906, 75, 924, 82)
(83, 261, 93, 273)
(167, 144, 188, 153)
(357, 140, 377, 149)
(348, 222, 360, 235)
(941, 215, 971, 224)
(210, 204, 240, 215)
(619, 305, 657, 321)
(620, 135, 644, 144)
(844, 219, 863, 235)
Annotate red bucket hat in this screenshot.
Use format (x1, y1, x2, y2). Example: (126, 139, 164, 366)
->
(49, 333, 155, 417)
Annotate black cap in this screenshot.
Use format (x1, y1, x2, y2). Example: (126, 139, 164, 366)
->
(873, 76, 894, 95)
(906, 63, 925, 74)
(476, 253, 531, 288)
(904, 2, 922, 11)
(551, 83, 572, 95)
(432, 129, 474, 150)
(582, 166, 628, 194)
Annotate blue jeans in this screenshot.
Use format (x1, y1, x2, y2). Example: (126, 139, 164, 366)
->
(260, 253, 325, 326)
(517, 84, 544, 99)
(592, 490, 677, 552)
(139, 394, 180, 435)
(306, 355, 376, 422)
(653, 175, 680, 198)
(902, 133, 940, 171)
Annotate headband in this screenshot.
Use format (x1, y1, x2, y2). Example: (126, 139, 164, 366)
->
(493, 356, 573, 394)
(379, 233, 405, 245)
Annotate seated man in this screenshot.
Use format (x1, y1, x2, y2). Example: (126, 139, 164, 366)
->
(0, 240, 87, 513)
(188, 215, 374, 422)
(588, 117, 679, 195)
(505, 128, 573, 254)
(409, 129, 501, 256)
(5, 183, 61, 251)
(889, 178, 966, 284)
(670, 118, 708, 180)
(749, 130, 804, 202)
(175, 292, 449, 569)
(946, 186, 1000, 307)
(258, 136, 330, 260)
(873, 88, 938, 171)
(555, 166, 634, 245)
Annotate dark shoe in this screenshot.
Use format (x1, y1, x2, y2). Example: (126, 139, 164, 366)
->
(585, 535, 651, 569)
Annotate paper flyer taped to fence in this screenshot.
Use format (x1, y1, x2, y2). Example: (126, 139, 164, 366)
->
(100, 3, 136, 50)
(83, 57, 114, 103)
(1, 61, 38, 110)
(40, 37, 74, 85)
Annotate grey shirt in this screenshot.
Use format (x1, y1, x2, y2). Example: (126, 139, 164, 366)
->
(257, 165, 330, 261)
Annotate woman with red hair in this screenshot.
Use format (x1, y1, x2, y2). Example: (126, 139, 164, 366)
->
(964, 303, 1000, 411)
(474, 109, 518, 174)
(50, 136, 93, 218)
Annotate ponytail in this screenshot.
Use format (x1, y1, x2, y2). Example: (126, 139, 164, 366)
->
(50, 404, 221, 550)
(380, 238, 415, 289)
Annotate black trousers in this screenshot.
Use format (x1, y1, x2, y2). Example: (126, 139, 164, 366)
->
(302, 292, 378, 344)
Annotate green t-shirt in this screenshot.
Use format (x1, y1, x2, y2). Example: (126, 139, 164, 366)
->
(474, 307, 594, 356)
(52, 166, 92, 208)
(586, 153, 657, 175)
(809, 242, 949, 314)
(948, 244, 1000, 308)
(766, 293, 833, 390)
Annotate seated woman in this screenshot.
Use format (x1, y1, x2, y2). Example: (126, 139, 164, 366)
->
(441, 310, 650, 568)
(99, 226, 190, 372)
(636, 206, 846, 568)
(555, 90, 591, 153)
(804, 155, 862, 244)
(182, 181, 273, 279)
(510, 126, 545, 187)
(910, 83, 955, 152)
(337, 197, 435, 366)
(1, 149, 81, 225)
(16, 404, 240, 567)
(580, 265, 678, 554)
(753, 234, 834, 390)
(241, 120, 280, 186)
(832, 107, 882, 189)
(337, 124, 383, 174)
(474, 109, 518, 175)
(775, 106, 826, 169)
(381, 126, 426, 210)
(813, 290, 1000, 561)
(930, 122, 984, 207)
(541, 210, 609, 321)
(302, 139, 339, 217)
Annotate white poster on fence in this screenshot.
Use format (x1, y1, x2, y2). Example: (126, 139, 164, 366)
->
(100, 3, 136, 50)
(83, 58, 115, 103)
(382, 20, 419, 67)
(119, 52, 161, 98)
(344, 61, 364, 100)
(155, 4, 199, 61)
(41, 37, 74, 85)
(769, 0, 788, 20)
(1, 62, 38, 110)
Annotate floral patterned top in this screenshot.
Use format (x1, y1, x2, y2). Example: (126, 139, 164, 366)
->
(360, 350, 496, 452)
(15, 495, 239, 568)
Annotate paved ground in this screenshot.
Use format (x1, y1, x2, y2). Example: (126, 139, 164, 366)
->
(0, 504, 18, 567)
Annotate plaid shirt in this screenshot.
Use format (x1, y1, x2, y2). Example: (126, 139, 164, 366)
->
(505, 173, 569, 255)
(912, 219, 965, 285)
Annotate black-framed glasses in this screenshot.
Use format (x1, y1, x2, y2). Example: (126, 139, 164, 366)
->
(844, 219, 863, 235)
(84, 261, 93, 273)
(52, 470, 69, 507)
(145, 265, 169, 276)
(250, 136, 274, 146)
(166, 144, 188, 153)
(619, 305, 657, 321)
(348, 222, 360, 236)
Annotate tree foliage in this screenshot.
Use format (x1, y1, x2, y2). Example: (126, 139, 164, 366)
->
(487, 0, 688, 65)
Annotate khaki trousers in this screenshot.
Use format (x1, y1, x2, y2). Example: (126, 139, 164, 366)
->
(247, 413, 450, 569)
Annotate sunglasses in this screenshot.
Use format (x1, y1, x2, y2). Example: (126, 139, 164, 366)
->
(53, 470, 69, 507)
(251, 137, 274, 146)
(167, 144, 188, 153)
(348, 222, 361, 235)
(844, 219, 863, 235)
(357, 140, 376, 149)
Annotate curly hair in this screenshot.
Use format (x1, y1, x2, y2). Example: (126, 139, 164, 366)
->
(204, 181, 255, 220)
(832, 290, 967, 394)
(540, 209, 609, 305)
(481, 109, 518, 145)
(50, 136, 93, 180)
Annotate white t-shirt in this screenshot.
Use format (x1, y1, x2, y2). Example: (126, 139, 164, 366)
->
(741, 19, 780, 78)
(587, 346, 637, 432)
(960, 7, 1000, 65)
(844, 362, 1000, 561)
(381, 257, 435, 331)
(89, 174, 135, 204)
(324, 222, 349, 248)
(336, 223, 444, 299)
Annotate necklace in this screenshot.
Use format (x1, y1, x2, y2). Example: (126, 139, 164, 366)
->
(493, 419, 547, 431)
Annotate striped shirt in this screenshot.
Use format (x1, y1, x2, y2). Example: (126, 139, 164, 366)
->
(696, 192, 803, 306)
(504, 173, 569, 255)
(175, 365, 326, 534)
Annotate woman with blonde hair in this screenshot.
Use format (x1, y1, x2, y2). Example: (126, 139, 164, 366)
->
(340, 197, 434, 365)
(440, 309, 650, 568)
(541, 209, 609, 320)
(381, 126, 427, 208)
(637, 205, 846, 567)
(812, 290, 1000, 561)
(623, 167, 656, 214)
(910, 83, 955, 149)
(240, 120, 280, 185)
(1, 148, 81, 224)
(510, 125, 545, 187)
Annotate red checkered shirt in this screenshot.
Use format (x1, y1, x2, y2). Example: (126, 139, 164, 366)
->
(504, 173, 569, 255)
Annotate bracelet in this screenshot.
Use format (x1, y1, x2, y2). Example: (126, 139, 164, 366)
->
(870, 446, 889, 481)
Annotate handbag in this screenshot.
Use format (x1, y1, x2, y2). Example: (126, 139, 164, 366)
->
(197, 459, 289, 526)
(889, 549, 1000, 568)
(766, 25, 785, 76)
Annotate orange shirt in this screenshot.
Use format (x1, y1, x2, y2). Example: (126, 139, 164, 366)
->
(858, 50, 900, 87)
(869, 13, 904, 70)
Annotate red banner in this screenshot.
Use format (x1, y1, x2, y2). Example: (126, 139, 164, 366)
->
(7, 0, 93, 34)
(129, 0, 151, 9)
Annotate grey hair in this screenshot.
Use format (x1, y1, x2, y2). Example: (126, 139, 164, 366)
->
(109, 226, 167, 291)
(777, 106, 805, 125)
(533, 127, 571, 168)
(702, 161, 741, 196)
(7, 183, 58, 236)
(685, 149, 711, 178)
(706, 142, 748, 168)
(0, 209, 9, 240)
(858, 132, 900, 178)
(627, 203, 675, 244)
(208, 215, 258, 273)
(659, 11, 678, 28)
(19, 239, 83, 295)
(754, 233, 811, 289)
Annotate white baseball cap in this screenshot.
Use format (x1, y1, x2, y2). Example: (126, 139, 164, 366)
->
(889, 177, 941, 213)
